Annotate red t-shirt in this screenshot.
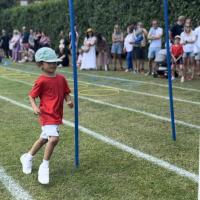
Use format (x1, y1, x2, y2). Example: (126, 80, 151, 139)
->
(29, 74, 71, 125)
(171, 44, 183, 58)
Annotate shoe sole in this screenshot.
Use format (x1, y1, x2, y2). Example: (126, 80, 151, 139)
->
(38, 178, 49, 185)
(38, 175, 49, 184)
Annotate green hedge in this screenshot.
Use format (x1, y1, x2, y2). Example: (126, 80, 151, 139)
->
(0, 0, 200, 47)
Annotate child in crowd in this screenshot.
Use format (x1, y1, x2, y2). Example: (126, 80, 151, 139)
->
(20, 47, 73, 185)
(19, 48, 35, 63)
(171, 35, 184, 81)
(124, 25, 134, 72)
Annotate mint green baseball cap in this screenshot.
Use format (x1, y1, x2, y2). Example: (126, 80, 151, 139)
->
(35, 47, 62, 63)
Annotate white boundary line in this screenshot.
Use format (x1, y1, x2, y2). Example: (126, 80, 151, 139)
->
(4, 67, 200, 105)
(0, 66, 200, 106)
(0, 95, 198, 183)
(78, 81, 200, 106)
(0, 166, 33, 200)
(0, 75, 200, 130)
(61, 70, 200, 93)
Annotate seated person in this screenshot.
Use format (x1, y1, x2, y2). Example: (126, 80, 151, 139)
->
(57, 44, 69, 67)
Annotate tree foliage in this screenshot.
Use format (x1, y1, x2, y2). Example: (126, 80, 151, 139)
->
(0, 0, 16, 9)
(0, 0, 200, 47)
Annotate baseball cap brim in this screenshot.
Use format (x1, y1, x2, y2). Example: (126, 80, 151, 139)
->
(42, 58, 62, 63)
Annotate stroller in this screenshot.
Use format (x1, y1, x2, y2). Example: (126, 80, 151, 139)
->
(153, 49, 168, 78)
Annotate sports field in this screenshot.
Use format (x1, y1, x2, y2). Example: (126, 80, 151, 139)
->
(0, 61, 199, 200)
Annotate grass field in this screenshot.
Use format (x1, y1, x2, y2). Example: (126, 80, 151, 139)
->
(0, 61, 199, 200)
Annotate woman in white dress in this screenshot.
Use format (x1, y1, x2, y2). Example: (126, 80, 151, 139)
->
(81, 28, 97, 70)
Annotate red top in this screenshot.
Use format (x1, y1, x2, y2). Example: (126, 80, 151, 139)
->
(29, 74, 71, 125)
(171, 44, 183, 57)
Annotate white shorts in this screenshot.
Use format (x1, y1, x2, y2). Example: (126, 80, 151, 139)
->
(40, 125, 60, 139)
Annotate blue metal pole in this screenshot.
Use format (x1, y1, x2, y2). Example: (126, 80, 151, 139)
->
(163, 0, 177, 141)
(68, 0, 80, 167)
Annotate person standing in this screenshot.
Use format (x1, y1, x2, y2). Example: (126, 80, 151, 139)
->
(28, 29, 35, 50)
(111, 25, 124, 71)
(124, 25, 134, 72)
(136, 22, 148, 73)
(170, 16, 185, 40)
(34, 30, 42, 51)
(69, 26, 79, 53)
(0, 29, 10, 58)
(180, 23, 196, 81)
(10, 29, 21, 62)
(22, 26, 30, 50)
(194, 21, 200, 77)
(96, 33, 110, 71)
(147, 20, 163, 75)
(81, 28, 97, 70)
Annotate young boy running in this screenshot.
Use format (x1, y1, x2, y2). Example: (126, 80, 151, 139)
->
(20, 47, 73, 184)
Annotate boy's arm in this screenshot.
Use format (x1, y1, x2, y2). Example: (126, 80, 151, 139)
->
(171, 54, 176, 62)
(29, 95, 41, 115)
(65, 94, 74, 109)
(176, 54, 183, 61)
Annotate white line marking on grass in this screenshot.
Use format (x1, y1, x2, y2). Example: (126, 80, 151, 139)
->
(78, 81, 200, 106)
(0, 166, 33, 200)
(1, 66, 200, 106)
(63, 70, 200, 93)
(0, 76, 200, 130)
(79, 96, 200, 130)
(3, 63, 200, 93)
(0, 95, 198, 183)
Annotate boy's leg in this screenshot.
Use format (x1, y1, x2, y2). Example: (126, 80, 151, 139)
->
(20, 138, 47, 175)
(43, 136, 59, 161)
(29, 138, 48, 156)
(38, 136, 59, 184)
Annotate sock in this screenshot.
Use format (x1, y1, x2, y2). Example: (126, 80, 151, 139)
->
(26, 153, 33, 160)
(42, 159, 49, 168)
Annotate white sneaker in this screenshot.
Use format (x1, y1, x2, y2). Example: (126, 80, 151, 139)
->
(20, 154, 32, 174)
(38, 164, 49, 184)
(171, 76, 175, 81)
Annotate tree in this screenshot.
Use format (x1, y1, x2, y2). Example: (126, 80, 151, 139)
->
(0, 0, 16, 9)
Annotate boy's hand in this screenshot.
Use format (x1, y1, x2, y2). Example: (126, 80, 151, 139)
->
(67, 101, 74, 109)
(33, 106, 41, 115)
